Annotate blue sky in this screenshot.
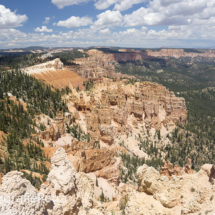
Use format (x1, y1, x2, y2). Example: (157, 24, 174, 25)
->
(0, 0, 215, 48)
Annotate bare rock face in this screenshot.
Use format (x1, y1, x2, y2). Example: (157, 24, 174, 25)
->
(136, 164, 169, 196)
(53, 58, 64, 70)
(71, 50, 136, 80)
(40, 113, 67, 142)
(23, 58, 63, 75)
(86, 113, 100, 142)
(96, 157, 121, 185)
(147, 48, 215, 59)
(85, 82, 187, 134)
(70, 138, 95, 152)
(0, 171, 46, 215)
(43, 147, 95, 215)
(160, 160, 185, 179)
(184, 158, 194, 174)
(68, 146, 120, 186)
(126, 164, 215, 214)
(47, 147, 76, 194)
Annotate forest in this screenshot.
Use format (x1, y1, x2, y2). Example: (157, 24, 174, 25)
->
(0, 66, 69, 188)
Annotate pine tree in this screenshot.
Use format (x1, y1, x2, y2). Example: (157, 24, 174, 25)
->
(100, 190, 105, 202)
(96, 177, 98, 187)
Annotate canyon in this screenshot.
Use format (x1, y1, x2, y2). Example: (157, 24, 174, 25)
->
(66, 48, 215, 81)
(2, 50, 215, 214)
(37, 78, 187, 187)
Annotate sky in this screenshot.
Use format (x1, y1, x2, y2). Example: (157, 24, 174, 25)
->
(0, 0, 215, 49)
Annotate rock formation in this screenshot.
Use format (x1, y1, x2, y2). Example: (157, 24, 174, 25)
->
(0, 171, 46, 215)
(147, 48, 215, 59)
(41, 147, 104, 215)
(160, 159, 194, 179)
(22, 59, 84, 90)
(40, 113, 69, 141)
(38, 79, 187, 187)
(184, 158, 194, 174)
(74, 81, 187, 136)
(23, 59, 64, 75)
(1, 149, 215, 215)
(125, 163, 215, 214)
(70, 49, 137, 80)
(68, 146, 121, 186)
(0, 148, 109, 215)
(68, 49, 215, 81)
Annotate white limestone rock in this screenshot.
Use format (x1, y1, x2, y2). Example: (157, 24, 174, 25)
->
(0, 171, 46, 215)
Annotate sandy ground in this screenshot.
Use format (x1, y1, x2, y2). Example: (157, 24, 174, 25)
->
(32, 69, 84, 90)
(88, 172, 116, 200)
(55, 133, 74, 147)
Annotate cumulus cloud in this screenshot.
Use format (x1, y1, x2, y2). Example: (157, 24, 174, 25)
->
(124, 0, 210, 27)
(99, 28, 111, 35)
(114, 0, 147, 11)
(1, 23, 215, 49)
(2, 0, 215, 49)
(0, 5, 28, 29)
(34, 26, 53, 32)
(43, 17, 51, 24)
(94, 0, 119, 10)
(54, 16, 93, 28)
(93, 10, 123, 29)
(94, 0, 146, 11)
(0, 28, 27, 40)
(51, 0, 90, 8)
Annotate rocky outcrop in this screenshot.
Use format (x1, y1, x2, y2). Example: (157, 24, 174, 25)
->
(147, 49, 215, 59)
(72, 81, 187, 146)
(0, 171, 46, 215)
(160, 159, 193, 179)
(39, 80, 187, 187)
(160, 160, 185, 179)
(70, 138, 95, 152)
(184, 158, 194, 174)
(0, 148, 107, 215)
(125, 163, 215, 214)
(68, 147, 120, 185)
(41, 147, 98, 215)
(23, 59, 84, 90)
(40, 113, 68, 141)
(91, 82, 186, 131)
(70, 50, 137, 80)
(23, 58, 64, 75)
(96, 157, 121, 185)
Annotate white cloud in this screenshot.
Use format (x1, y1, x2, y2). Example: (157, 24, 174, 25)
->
(0, 5, 28, 29)
(0, 28, 27, 40)
(43, 17, 51, 24)
(93, 10, 123, 29)
(99, 28, 111, 35)
(1, 24, 215, 49)
(94, 0, 146, 11)
(51, 0, 90, 8)
(94, 0, 119, 10)
(54, 16, 93, 28)
(114, 0, 146, 11)
(3, 0, 215, 49)
(34, 26, 53, 32)
(124, 0, 211, 27)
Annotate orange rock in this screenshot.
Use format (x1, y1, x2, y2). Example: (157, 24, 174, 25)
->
(160, 159, 194, 179)
(185, 158, 194, 174)
(160, 160, 185, 179)
(69, 147, 120, 185)
(147, 48, 215, 59)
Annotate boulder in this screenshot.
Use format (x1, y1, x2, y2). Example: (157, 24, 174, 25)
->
(0, 171, 46, 215)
